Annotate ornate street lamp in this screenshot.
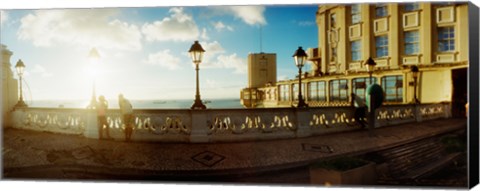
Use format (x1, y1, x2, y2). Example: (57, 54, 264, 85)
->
(365, 57, 377, 84)
(87, 48, 100, 109)
(411, 65, 420, 104)
(189, 41, 206, 110)
(293, 46, 308, 108)
(364, 57, 378, 137)
(15, 59, 28, 108)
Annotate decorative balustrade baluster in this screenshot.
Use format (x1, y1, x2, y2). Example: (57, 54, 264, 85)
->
(13, 109, 86, 134)
(10, 103, 450, 143)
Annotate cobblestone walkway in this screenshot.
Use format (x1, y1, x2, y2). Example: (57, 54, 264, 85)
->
(2, 118, 466, 182)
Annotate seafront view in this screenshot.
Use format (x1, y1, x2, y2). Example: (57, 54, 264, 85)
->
(1, 2, 474, 189)
(27, 99, 244, 109)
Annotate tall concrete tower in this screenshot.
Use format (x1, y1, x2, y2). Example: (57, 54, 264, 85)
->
(247, 53, 277, 88)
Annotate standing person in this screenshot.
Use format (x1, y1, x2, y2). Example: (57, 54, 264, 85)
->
(351, 93, 367, 129)
(97, 95, 111, 139)
(119, 94, 133, 141)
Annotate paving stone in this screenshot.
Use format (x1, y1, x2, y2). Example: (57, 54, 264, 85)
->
(2, 118, 466, 180)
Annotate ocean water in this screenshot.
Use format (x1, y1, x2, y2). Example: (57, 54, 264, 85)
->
(27, 99, 244, 109)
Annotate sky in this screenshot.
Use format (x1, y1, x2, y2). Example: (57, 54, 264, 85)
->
(1, 4, 319, 101)
(1, 0, 452, 191)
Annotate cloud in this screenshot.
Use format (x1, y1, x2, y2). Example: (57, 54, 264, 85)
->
(211, 6, 266, 26)
(298, 21, 315, 26)
(144, 49, 182, 70)
(200, 28, 209, 41)
(206, 79, 219, 89)
(142, 7, 199, 42)
(196, 41, 247, 74)
(230, 6, 267, 26)
(200, 41, 225, 66)
(31, 64, 53, 77)
(202, 79, 246, 99)
(278, 75, 289, 81)
(215, 53, 247, 74)
(17, 9, 142, 51)
(0, 10, 8, 26)
(212, 21, 234, 32)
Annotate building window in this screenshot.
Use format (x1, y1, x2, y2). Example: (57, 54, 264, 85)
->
(243, 91, 250, 100)
(251, 90, 257, 99)
(267, 89, 276, 101)
(329, 79, 349, 102)
(404, 3, 419, 12)
(433, 2, 455, 7)
(279, 84, 290, 101)
(381, 75, 403, 103)
(375, 4, 388, 18)
(331, 47, 338, 62)
(292, 83, 306, 101)
(351, 40, 362, 61)
(438, 27, 455, 52)
(404, 30, 419, 55)
(330, 13, 337, 28)
(308, 81, 327, 102)
(375, 36, 389, 58)
(352, 77, 377, 100)
(309, 82, 318, 101)
(351, 4, 361, 24)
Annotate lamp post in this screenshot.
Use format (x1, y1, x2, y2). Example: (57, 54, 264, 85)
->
(293, 46, 308, 108)
(189, 41, 207, 110)
(364, 57, 377, 137)
(411, 65, 419, 104)
(87, 48, 100, 109)
(14, 59, 28, 108)
(365, 57, 377, 84)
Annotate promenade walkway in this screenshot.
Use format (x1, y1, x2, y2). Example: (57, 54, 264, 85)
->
(2, 118, 467, 184)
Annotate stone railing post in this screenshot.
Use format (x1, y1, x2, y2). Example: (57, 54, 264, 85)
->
(444, 102, 452, 118)
(414, 104, 423, 122)
(374, 109, 380, 128)
(83, 110, 99, 139)
(190, 110, 209, 143)
(11, 108, 23, 129)
(295, 108, 312, 137)
(4, 109, 14, 129)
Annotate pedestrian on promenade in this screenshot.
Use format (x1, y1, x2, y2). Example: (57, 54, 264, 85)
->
(119, 94, 134, 142)
(97, 95, 111, 139)
(351, 93, 367, 129)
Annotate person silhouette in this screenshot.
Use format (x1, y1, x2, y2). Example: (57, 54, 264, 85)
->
(119, 94, 133, 141)
(351, 93, 367, 129)
(97, 95, 111, 139)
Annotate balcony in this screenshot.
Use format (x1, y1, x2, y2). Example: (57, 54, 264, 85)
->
(307, 47, 321, 60)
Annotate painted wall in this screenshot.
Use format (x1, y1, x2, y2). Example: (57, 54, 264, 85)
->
(420, 69, 452, 103)
(247, 53, 277, 88)
(2, 44, 19, 128)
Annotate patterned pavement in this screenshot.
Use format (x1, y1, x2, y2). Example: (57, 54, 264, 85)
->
(2, 118, 467, 182)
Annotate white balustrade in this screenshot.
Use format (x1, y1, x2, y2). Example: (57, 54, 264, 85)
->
(10, 103, 451, 143)
(308, 106, 358, 135)
(376, 104, 416, 127)
(12, 107, 87, 135)
(418, 103, 451, 121)
(206, 108, 297, 142)
(107, 110, 192, 142)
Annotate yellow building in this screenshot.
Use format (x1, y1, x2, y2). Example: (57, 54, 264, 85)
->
(2, 44, 19, 128)
(240, 2, 469, 117)
(241, 53, 277, 108)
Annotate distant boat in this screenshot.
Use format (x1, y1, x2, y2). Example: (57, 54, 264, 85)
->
(203, 100, 211, 104)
